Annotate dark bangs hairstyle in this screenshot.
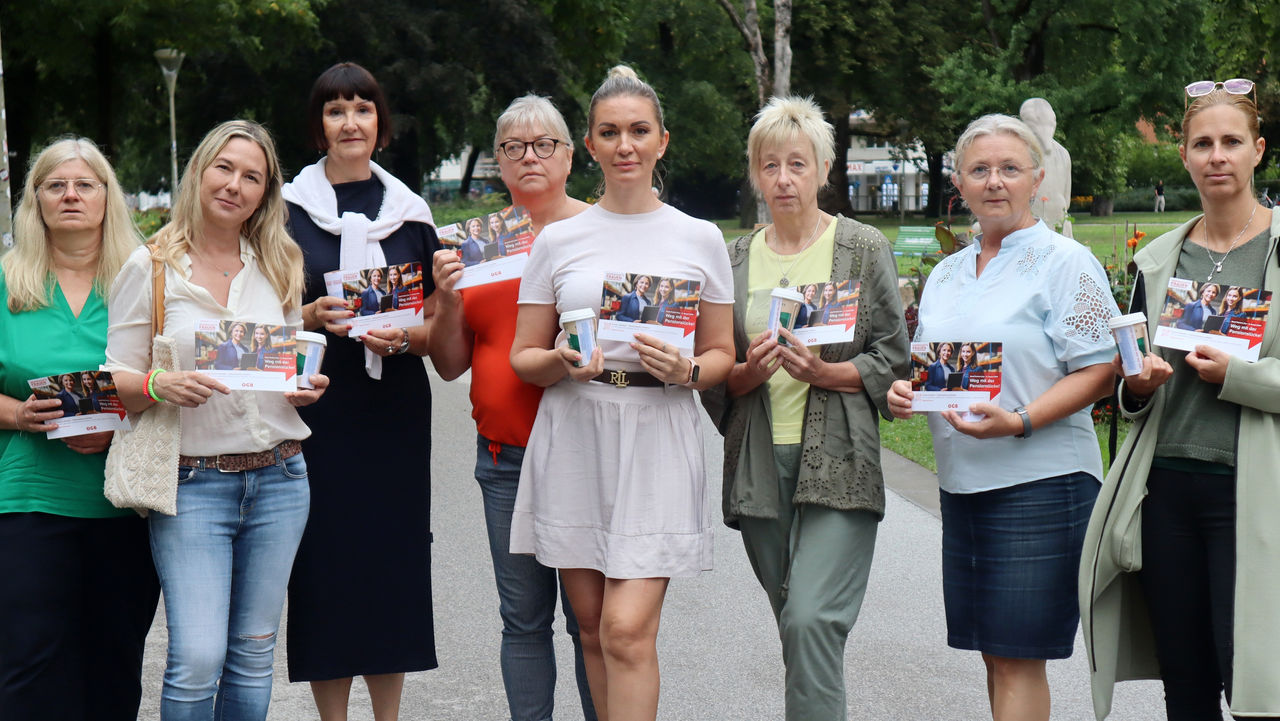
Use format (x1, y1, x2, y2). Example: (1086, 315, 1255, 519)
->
(306, 62, 392, 151)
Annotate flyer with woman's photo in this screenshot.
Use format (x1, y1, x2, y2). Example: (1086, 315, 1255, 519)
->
(909, 341, 1003, 419)
(323, 261, 426, 335)
(1153, 278, 1271, 361)
(785, 280, 860, 346)
(598, 272, 701, 350)
(194, 320, 297, 391)
(28, 370, 131, 438)
(436, 205, 535, 288)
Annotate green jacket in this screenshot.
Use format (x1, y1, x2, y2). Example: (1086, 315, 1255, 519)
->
(1080, 209, 1280, 718)
(701, 216, 909, 527)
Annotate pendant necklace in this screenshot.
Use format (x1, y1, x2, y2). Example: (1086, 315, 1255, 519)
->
(1203, 204, 1258, 282)
(771, 213, 825, 287)
(194, 245, 235, 278)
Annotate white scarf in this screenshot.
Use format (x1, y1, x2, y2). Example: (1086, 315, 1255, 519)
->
(283, 158, 435, 378)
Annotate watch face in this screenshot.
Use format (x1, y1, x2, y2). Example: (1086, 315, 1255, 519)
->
(690, 365, 700, 383)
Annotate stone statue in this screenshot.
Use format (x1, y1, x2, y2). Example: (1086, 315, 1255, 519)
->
(1020, 98, 1072, 236)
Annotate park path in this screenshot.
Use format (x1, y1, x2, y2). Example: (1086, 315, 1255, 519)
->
(136, 365, 1171, 720)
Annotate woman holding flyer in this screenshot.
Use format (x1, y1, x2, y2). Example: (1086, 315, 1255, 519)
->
(1082, 81, 1280, 720)
(429, 93, 597, 721)
(105, 120, 327, 719)
(281, 62, 439, 721)
(885, 113, 1118, 721)
(509, 66, 734, 721)
(0, 138, 158, 720)
(700, 96, 908, 721)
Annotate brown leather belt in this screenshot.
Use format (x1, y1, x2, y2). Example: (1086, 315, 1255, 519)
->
(179, 440, 303, 472)
(591, 367, 664, 388)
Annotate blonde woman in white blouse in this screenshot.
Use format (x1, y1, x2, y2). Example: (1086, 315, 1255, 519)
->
(105, 120, 327, 721)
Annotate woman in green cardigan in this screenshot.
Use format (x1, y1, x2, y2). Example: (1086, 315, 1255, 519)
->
(702, 96, 909, 721)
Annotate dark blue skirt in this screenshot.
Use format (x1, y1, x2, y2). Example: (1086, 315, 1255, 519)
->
(940, 471, 1100, 659)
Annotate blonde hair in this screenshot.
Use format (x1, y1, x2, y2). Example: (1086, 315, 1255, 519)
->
(495, 95, 574, 152)
(150, 120, 303, 311)
(747, 96, 836, 194)
(588, 65, 664, 133)
(3, 137, 141, 312)
(953, 114, 1044, 172)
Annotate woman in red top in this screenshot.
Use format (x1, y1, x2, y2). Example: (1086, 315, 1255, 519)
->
(428, 95, 595, 721)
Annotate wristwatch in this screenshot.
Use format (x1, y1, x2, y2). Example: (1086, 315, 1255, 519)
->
(683, 357, 701, 386)
(1013, 406, 1032, 439)
(392, 328, 411, 355)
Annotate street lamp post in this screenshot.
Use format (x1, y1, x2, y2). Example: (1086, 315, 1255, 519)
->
(154, 48, 184, 202)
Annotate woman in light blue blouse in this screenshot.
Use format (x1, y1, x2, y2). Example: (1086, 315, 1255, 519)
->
(886, 114, 1119, 721)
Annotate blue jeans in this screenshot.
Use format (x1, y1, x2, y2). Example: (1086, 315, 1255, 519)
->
(476, 434, 597, 721)
(149, 452, 310, 721)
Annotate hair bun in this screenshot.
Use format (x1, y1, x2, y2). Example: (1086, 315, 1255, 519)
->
(608, 65, 639, 81)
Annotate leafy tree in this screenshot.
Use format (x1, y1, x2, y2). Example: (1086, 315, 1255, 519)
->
(928, 0, 1209, 211)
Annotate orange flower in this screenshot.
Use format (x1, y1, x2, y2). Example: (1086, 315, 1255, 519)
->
(1127, 236, 1139, 248)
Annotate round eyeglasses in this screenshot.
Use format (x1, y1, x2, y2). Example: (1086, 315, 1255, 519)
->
(39, 178, 104, 200)
(498, 138, 567, 161)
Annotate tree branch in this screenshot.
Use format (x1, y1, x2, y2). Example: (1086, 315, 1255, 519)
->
(716, 0, 771, 107)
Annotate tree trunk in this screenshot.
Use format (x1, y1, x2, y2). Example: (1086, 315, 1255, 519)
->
(773, 0, 793, 98)
(927, 151, 945, 217)
(716, 0, 771, 108)
(1091, 196, 1114, 216)
(94, 23, 114, 158)
(459, 145, 480, 198)
(820, 102, 853, 217)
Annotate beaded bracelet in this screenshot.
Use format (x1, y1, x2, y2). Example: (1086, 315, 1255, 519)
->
(146, 369, 168, 403)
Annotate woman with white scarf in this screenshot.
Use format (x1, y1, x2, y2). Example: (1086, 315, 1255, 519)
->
(282, 62, 439, 721)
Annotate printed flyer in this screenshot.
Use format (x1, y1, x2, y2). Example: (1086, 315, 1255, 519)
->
(598, 272, 700, 350)
(1153, 278, 1270, 362)
(194, 320, 297, 391)
(28, 370, 131, 438)
(323, 261, 426, 335)
(780, 279, 860, 346)
(909, 341, 1003, 420)
(436, 205, 535, 288)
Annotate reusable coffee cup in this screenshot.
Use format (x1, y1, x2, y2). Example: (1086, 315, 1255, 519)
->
(295, 331, 328, 389)
(1108, 312, 1149, 377)
(560, 309, 597, 368)
(768, 288, 805, 345)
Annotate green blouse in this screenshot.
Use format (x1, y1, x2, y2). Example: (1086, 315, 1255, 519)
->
(0, 273, 131, 518)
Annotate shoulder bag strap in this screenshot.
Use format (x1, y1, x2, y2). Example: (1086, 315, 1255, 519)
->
(147, 242, 166, 338)
(1108, 271, 1147, 460)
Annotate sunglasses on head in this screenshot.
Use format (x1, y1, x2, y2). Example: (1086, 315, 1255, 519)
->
(1184, 78, 1256, 108)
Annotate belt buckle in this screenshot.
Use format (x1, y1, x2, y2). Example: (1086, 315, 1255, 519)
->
(609, 369, 630, 388)
(214, 454, 236, 472)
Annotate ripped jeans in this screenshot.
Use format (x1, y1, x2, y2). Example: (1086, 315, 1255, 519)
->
(149, 453, 310, 721)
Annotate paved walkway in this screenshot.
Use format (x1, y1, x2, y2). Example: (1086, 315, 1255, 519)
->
(137, 369, 1169, 719)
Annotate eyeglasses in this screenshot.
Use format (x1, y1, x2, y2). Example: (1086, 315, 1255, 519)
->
(498, 138, 567, 161)
(962, 164, 1029, 181)
(1184, 78, 1256, 108)
(38, 178, 104, 200)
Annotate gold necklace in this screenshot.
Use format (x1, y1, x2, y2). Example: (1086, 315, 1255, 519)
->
(770, 214, 824, 287)
(193, 245, 237, 278)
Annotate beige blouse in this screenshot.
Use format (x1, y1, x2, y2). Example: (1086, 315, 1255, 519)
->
(104, 242, 311, 456)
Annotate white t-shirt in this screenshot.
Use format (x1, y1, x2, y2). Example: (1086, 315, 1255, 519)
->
(105, 242, 311, 456)
(917, 221, 1118, 493)
(519, 203, 733, 370)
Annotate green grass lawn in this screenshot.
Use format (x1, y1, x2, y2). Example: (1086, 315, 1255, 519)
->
(878, 414, 1130, 476)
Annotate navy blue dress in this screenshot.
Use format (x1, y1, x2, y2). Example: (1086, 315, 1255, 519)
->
(285, 176, 439, 680)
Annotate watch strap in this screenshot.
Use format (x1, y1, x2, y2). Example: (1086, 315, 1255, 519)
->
(1013, 406, 1032, 438)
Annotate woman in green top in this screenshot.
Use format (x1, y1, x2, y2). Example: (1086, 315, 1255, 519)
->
(0, 138, 159, 720)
